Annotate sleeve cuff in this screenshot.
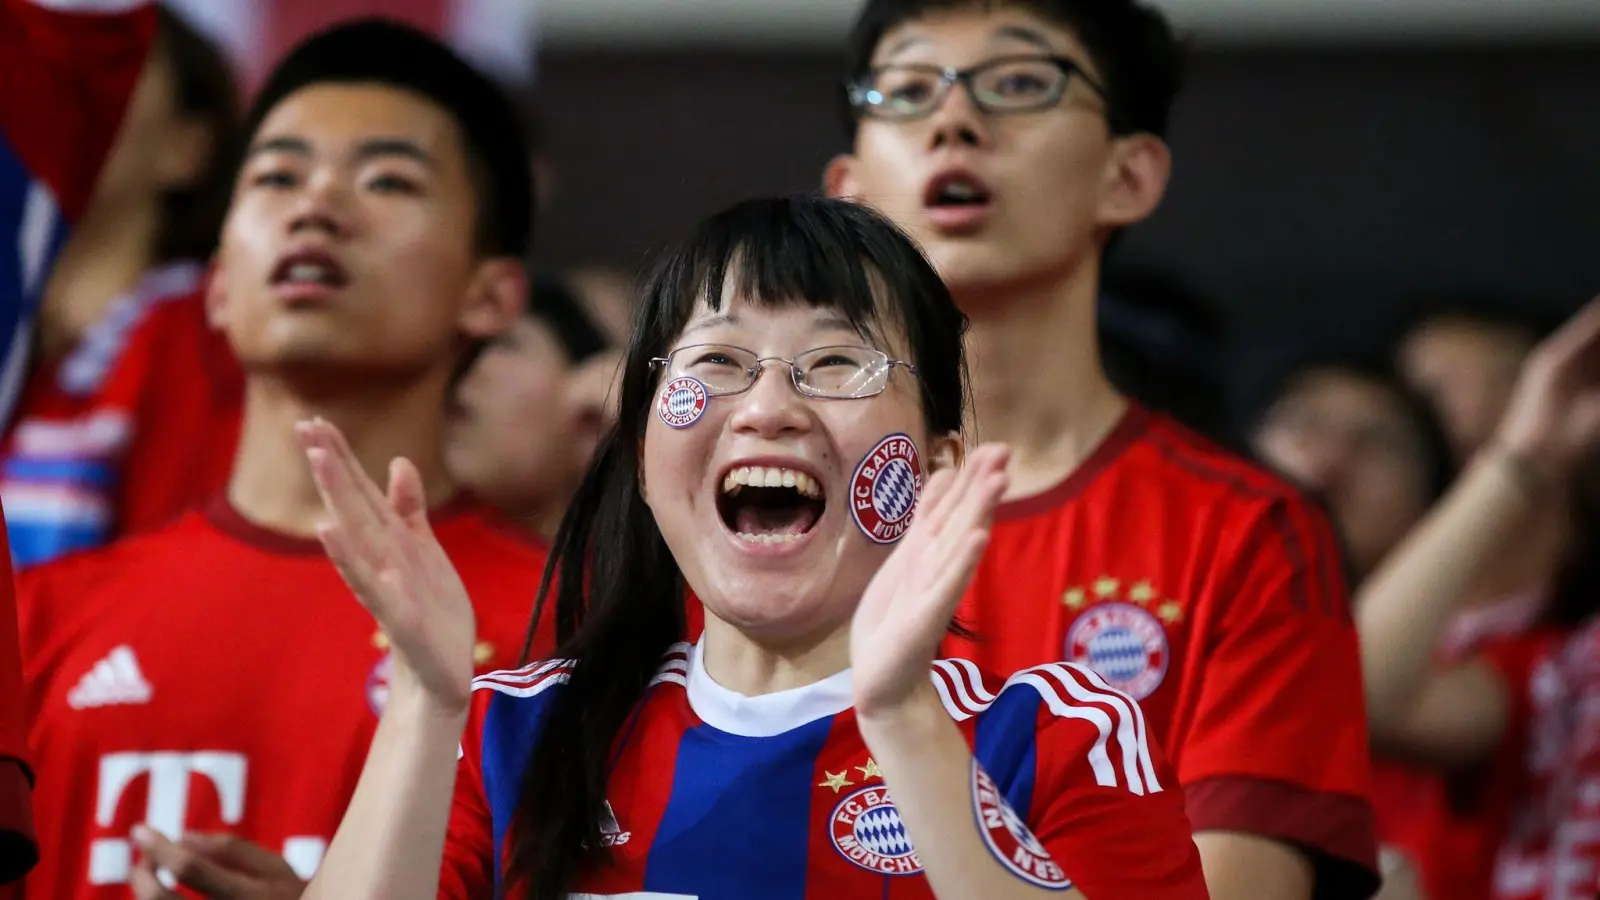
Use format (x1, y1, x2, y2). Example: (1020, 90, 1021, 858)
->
(1185, 774, 1379, 900)
(0, 759, 36, 884)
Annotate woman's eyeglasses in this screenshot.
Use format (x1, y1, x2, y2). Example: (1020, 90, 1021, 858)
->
(649, 343, 917, 400)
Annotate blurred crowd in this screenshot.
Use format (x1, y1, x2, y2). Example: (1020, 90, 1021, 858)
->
(2, 1, 1597, 899)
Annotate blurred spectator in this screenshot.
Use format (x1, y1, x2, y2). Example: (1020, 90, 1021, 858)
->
(0, 0, 159, 883)
(1249, 356, 1453, 581)
(1, 4, 240, 570)
(446, 269, 616, 535)
(1359, 299, 1600, 900)
(1398, 304, 1545, 463)
(16, 20, 551, 898)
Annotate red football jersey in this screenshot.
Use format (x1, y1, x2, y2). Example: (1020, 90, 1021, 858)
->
(943, 403, 1378, 897)
(1480, 620, 1598, 900)
(444, 643, 1208, 899)
(18, 496, 552, 899)
(1370, 595, 1544, 900)
(0, 265, 241, 570)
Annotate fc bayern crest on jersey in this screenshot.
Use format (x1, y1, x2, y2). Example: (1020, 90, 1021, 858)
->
(1065, 601, 1169, 700)
(971, 761, 1073, 890)
(830, 784, 924, 875)
(849, 433, 923, 544)
(366, 654, 392, 716)
(656, 376, 708, 429)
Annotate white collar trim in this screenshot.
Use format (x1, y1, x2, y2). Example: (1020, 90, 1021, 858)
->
(684, 639, 855, 737)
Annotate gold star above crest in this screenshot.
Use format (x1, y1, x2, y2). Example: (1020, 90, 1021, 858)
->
(1157, 601, 1184, 624)
(1062, 587, 1087, 610)
(1129, 580, 1156, 604)
(819, 770, 854, 793)
(474, 642, 496, 666)
(372, 631, 390, 650)
(1093, 576, 1120, 598)
(856, 758, 883, 781)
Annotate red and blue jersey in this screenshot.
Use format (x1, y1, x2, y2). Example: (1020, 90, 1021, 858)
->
(0, 0, 157, 432)
(444, 641, 1208, 899)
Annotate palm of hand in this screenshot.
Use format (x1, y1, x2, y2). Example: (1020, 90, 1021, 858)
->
(1500, 299, 1600, 474)
(298, 418, 478, 712)
(851, 444, 1010, 716)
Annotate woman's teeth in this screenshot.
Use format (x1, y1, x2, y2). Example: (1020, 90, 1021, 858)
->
(720, 466, 821, 498)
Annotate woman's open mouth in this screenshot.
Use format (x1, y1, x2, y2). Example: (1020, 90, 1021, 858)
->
(716, 465, 826, 545)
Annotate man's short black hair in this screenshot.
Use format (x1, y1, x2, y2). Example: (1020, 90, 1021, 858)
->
(842, 0, 1185, 139)
(244, 18, 533, 257)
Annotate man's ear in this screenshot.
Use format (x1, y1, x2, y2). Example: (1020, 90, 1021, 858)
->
(823, 153, 860, 199)
(459, 258, 526, 340)
(926, 432, 964, 473)
(1096, 133, 1172, 230)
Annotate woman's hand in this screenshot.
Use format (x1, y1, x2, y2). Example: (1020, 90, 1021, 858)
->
(1494, 297, 1600, 486)
(299, 418, 476, 714)
(851, 443, 1009, 718)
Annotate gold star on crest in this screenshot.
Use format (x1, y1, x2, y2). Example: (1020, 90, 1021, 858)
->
(856, 758, 883, 781)
(372, 631, 390, 650)
(1093, 576, 1120, 598)
(1157, 601, 1184, 624)
(1129, 580, 1156, 604)
(819, 770, 854, 793)
(1062, 587, 1087, 609)
(474, 642, 495, 666)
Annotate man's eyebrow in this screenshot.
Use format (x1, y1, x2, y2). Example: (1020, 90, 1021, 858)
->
(243, 136, 437, 168)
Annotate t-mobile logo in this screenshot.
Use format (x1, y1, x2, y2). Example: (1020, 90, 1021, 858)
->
(88, 752, 247, 885)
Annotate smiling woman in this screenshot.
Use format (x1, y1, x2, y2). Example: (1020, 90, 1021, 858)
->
(297, 195, 1209, 900)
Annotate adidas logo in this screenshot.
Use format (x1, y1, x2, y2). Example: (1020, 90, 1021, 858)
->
(67, 645, 152, 710)
(598, 800, 631, 847)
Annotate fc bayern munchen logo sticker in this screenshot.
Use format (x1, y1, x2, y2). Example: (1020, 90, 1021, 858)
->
(656, 376, 708, 429)
(849, 434, 923, 544)
(830, 784, 924, 876)
(971, 761, 1073, 890)
(1065, 601, 1170, 700)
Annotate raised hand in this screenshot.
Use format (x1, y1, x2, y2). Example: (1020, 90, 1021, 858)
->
(129, 828, 305, 900)
(850, 443, 1010, 716)
(298, 418, 476, 713)
(1495, 297, 1600, 482)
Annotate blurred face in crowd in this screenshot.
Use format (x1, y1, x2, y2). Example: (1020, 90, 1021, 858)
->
(1254, 369, 1437, 579)
(447, 317, 617, 526)
(825, 5, 1169, 299)
(208, 84, 517, 376)
(92, 33, 214, 215)
(1398, 317, 1536, 462)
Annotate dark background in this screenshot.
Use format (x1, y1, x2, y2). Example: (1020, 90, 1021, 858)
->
(530, 42, 1599, 398)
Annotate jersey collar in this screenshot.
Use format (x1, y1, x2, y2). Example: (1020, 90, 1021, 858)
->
(685, 639, 855, 737)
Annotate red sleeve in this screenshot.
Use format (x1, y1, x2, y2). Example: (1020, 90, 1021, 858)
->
(0, 509, 35, 884)
(1176, 494, 1379, 898)
(982, 664, 1208, 898)
(0, 0, 157, 221)
(438, 687, 497, 900)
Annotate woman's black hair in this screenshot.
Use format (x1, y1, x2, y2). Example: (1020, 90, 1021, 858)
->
(508, 195, 968, 899)
(152, 6, 242, 262)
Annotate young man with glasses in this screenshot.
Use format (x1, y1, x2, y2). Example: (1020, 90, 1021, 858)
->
(825, 2, 1380, 898)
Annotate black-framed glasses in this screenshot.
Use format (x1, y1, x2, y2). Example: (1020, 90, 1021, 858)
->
(848, 55, 1109, 121)
(648, 343, 916, 400)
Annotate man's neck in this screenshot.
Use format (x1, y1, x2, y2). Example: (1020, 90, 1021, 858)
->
(958, 261, 1127, 501)
(227, 373, 460, 537)
(37, 201, 161, 361)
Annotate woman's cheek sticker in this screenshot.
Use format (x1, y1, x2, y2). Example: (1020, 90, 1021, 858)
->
(850, 433, 923, 544)
(657, 376, 708, 429)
